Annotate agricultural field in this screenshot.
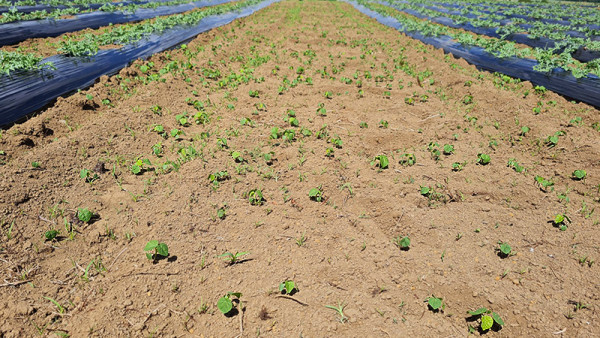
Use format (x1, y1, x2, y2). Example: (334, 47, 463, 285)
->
(1, 0, 600, 336)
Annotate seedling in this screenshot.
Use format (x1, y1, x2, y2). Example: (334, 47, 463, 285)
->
(217, 292, 242, 315)
(553, 213, 571, 231)
(130, 158, 152, 175)
(144, 240, 169, 261)
(519, 126, 530, 136)
(443, 144, 454, 155)
(379, 120, 389, 129)
(507, 159, 525, 173)
(279, 280, 297, 295)
(325, 301, 348, 323)
(248, 189, 265, 206)
(80, 169, 99, 183)
(371, 155, 389, 169)
(426, 296, 444, 312)
(325, 147, 335, 158)
(399, 153, 416, 166)
(535, 175, 554, 192)
(496, 242, 514, 258)
(231, 151, 245, 163)
(572, 170, 586, 181)
(452, 162, 464, 172)
(329, 136, 343, 148)
(77, 208, 93, 223)
(545, 131, 565, 148)
(467, 307, 504, 331)
(219, 251, 249, 265)
(394, 236, 410, 250)
(309, 185, 324, 202)
(44, 229, 59, 241)
(476, 153, 490, 165)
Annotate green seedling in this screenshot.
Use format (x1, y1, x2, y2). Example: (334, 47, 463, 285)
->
(553, 213, 571, 231)
(217, 292, 242, 315)
(79, 169, 99, 183)
(426, 296, 444, 312)
(467, 307, 504, 331)
(44, 296, 65, 314)
(572, 170, 586, 181)
(144, 240, 169, 261)
(545, 131, 565, 148)
(231, 151, 244, 163)
(507, 158, 525, 173)
(371, 155, 389, 169)
(248, 189, 265, 206)
(131, 158, 152, 175)
(394, 236, 410, 250)
(325, 147, 335, 158)
(77, 208, 93, 223)
(316, 103, 327, 116)
(359, 122, 368, 128)
(309, 185, 324, 202)
(219, 251, 249, 265)
(420, 186, 431, 197)
(279, 280, 297, 295)
(399, 153, 416, 166)
(496, 242, 514, 258)
(324, 91, 333, 99)
(325, 301, 348, 323)
(535, 175, 554, 192)
(520, 126, 530, 136)
(329, 136, 343, 148)
(379, 120, 389, 129)
(44, 229, 59, 241)
(477, 153, 490, 165)
(452, 162, 464, 171)
(443, 144, 454, 155)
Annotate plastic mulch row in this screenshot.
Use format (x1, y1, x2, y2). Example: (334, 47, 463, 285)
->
(0, 0, 279, 126)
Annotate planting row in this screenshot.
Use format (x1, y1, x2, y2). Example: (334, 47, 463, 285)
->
(0, 0, 277, 125)
(380, 0, 600, 63)
(347, 1, 600, 108)
(0, 0, 234, 46)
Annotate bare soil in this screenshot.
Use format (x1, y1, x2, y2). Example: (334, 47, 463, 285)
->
(1, 1, 600, 336)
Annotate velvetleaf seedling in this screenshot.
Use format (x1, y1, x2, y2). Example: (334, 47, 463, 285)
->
(394, 236, 410, 250)
(553, 213, 571, 231)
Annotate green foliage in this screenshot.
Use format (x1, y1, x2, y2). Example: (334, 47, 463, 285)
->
(476, 153, 490, 165)
(426, 296, 443, 311)
(144, 240, 169, 260)
(394, 236, 410, 250)
(248, 189, 264, 205)
(467, 307, 504, 331)
(219, 251, 249, 265)
(44, 229, 59, 241)
(217, 292, 242, 314)
(279, 280, 297, 294)
(77, 208, 93, 223)
(399, 153, 416, 166)
(309, 185, 324, 202)
(80, 168, 100, 183)
(572, 170, 586, 180)
(0, 50, 55, 75)
(372, 155, 389, 169)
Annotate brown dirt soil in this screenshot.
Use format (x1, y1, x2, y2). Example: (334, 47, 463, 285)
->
(1, 0, 600, 336)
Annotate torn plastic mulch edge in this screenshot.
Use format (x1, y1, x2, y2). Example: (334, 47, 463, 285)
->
(0, 0, 234, 47)
(346, 1, 600, 109)
(381, 2, 600, 63)
(0, 0, 279, 127)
